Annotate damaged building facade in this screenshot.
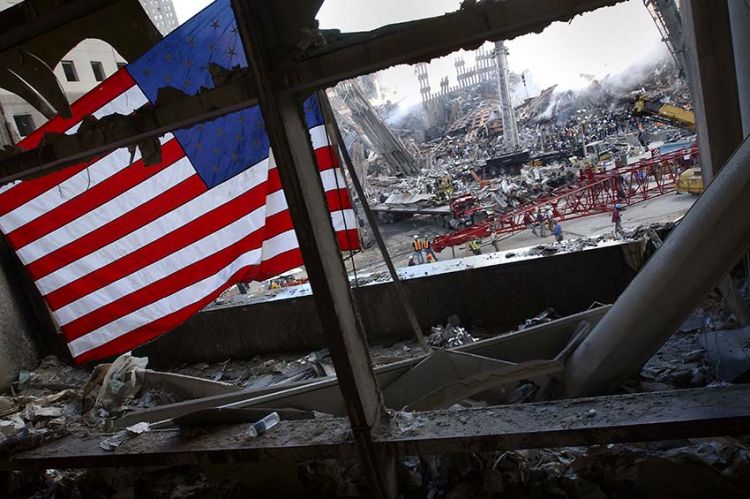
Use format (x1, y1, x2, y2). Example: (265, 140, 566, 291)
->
(0, 0, 748, 497)
(0, 0, 177, 146)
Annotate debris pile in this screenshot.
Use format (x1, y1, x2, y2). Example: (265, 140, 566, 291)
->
(338, 55, 692, 245)
(388, 439, 750, 498)
(0, 356, 92, 457)
(515, 57, 691, 155)
(427, 315, 477, 348)
(3, 291, 750, 497)
(518, 308, 559, 330)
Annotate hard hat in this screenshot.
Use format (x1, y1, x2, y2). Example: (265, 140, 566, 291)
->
(413, 235, 419, 239)
(615, 203, 622, 209)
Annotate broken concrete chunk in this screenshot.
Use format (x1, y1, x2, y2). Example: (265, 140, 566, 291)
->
(0, 415, 26, 440)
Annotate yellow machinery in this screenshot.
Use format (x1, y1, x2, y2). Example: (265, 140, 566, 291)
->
(436, 175, 454, 199)
(676, 167, 704, 194)
(633, 95, 696, 131)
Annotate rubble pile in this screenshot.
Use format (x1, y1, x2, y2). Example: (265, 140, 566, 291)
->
(386, 438, 750, 498)
(3, 288, 749, 497)
(349, 55, 691, 228)
(427, 315, 477, 349)
(516, 57, 692, 155)
(517, 308, 559, 330)
(0, 356, 92, 458)
(365, 160, 579, 223)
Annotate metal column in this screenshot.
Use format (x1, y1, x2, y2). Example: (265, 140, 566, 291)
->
(232, 1, 396, 496)
(566, 137, 750, 397)
(681, 0, 743, 183)
(494, 40, 520, 151)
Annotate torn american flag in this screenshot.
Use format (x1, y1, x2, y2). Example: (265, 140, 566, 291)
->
(0, 0, 358, 363)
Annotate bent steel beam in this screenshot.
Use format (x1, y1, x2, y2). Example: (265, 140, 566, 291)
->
(566, 136, 750, 396)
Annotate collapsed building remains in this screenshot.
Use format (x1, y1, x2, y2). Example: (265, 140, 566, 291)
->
(0, 0, 748, 497)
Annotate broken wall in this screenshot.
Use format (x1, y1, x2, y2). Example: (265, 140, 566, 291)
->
(137, 241, 644, 367)
(0, 238, 41, 389)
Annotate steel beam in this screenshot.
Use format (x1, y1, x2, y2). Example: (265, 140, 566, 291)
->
(0, 77, 259, 183)
(232, 1, 395, 496)
(6, 385, 750, 471)
(681, 0, 743, 183)
(281, 0, 623, 92)
(318, 91, 428, 351)
(565, 136, 750, 396)
(115, 306, 610, 430)
(0, 0, 121, 53)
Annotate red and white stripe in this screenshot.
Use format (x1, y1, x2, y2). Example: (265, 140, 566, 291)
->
(0, 69, 358, 363)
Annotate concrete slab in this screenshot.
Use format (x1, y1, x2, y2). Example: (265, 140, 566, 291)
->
(9, 385, 750, 471)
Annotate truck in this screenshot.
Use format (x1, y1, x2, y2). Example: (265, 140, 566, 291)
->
(676, 167, 703, 194)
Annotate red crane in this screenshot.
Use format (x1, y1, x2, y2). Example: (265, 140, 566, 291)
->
(432, 145, 699, 252)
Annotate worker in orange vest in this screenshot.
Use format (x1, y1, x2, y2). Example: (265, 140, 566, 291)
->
(422, 237, 438, 262)
(412, 235, 425, 264)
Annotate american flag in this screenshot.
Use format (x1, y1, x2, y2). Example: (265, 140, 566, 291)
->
(0, 0, 358, 364)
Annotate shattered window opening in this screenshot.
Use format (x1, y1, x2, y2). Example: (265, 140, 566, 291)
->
(90, 61, 106, 82)
(61, 60, 79, 82)
(12, 113, 34, 137)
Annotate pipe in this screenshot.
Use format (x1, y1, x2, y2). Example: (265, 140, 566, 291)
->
(565, 136, 750, 396)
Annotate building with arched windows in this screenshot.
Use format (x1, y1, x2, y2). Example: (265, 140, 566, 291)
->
(0, 0, 177, 146)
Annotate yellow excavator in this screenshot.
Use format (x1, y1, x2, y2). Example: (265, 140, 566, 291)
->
(632, 95, 696, 132)
(632, 95, 702, 194)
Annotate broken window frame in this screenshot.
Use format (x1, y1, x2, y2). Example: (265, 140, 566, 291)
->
(13, 113, 35, 137)
(61, 60, 79, 82)
(90, 61, 106, 82)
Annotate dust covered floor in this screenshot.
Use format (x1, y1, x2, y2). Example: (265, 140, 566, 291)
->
(2, 289, 750, 497)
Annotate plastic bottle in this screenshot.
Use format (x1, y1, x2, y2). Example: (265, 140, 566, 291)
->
(247, 412, 280, 438)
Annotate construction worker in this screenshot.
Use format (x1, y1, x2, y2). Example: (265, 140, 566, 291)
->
(468, 237, 482, 255)
(412, 235, 425, 264)
(423, 236, 438, 262)
(523, 211, 537, 236)
(612, 204, 625, 239)
(490, 228, 500, 252)
(552, 220, 563, 242)
(536, 210, 547, 237)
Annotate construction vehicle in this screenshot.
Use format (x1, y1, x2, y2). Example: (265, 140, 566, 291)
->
(370, 192, 485, 227)
(431, 144, 699, 253)
(448, 194, 490, 229)
(676, 167, 703, 194)
(632, 95, 696, 131)
(631, 96, 702, 192)
(583, 141, 613, 165)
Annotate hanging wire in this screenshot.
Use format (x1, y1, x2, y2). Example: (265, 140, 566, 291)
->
(321, 102, 360, 288)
